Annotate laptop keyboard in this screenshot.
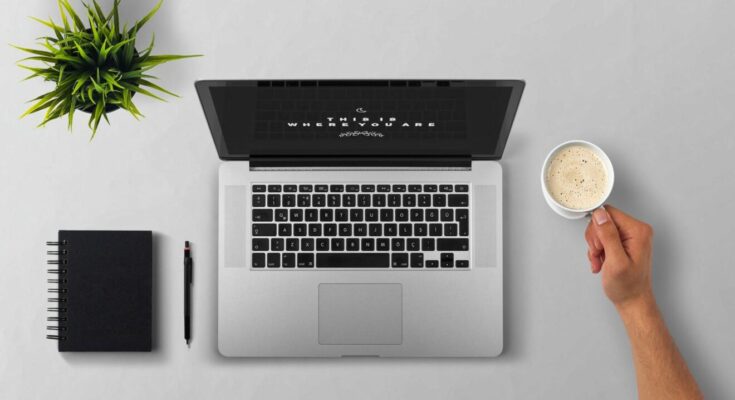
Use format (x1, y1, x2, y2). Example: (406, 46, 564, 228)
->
(250, 184, 470, 269)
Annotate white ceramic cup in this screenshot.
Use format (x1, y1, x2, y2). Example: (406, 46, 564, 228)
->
(541, 140, 615, 219)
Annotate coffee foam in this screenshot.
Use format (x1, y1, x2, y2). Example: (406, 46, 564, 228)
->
(545, 145, 608, 210)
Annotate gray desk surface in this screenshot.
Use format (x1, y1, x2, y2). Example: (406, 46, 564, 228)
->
(1, 1, 733, 398)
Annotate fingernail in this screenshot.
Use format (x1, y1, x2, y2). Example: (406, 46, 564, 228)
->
(593, 207, 609, 225)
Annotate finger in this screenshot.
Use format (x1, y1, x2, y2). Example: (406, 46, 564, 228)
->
(591, 206, 628, 264)
(587, 249, 602, 273)
(585, 220, 603, 255)
(603, 205, 643, 237)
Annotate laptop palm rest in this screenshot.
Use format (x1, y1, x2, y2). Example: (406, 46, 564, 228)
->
(318, 283, 403, 345)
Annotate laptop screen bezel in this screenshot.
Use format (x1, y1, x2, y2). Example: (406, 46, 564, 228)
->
(195, 79, 525, 161)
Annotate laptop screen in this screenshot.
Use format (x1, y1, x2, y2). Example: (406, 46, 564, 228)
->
(196, 80, 524, 160)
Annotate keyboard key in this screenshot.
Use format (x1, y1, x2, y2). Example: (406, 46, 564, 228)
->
(456, 260, 469, 268)
(339, 224, 351, 236)
(418, 194, 431, 207)
(440, 184, 453, 192)
(455, 209, 469, 221)
(403, 194, 416, 207)
(318, 253, 389, 268)
(275, 209, 288, 221)
(289, 209, 303, 221)
(335, 209, 349, 221)
(410, 253, 424, 268)
(441, 209, 454, 221)
(414, 223, 427, 236)
(271, 238, 284, 251)
(354, 224, 367, 236)
(380, 209, 394, 221)
(278, 224, 292, 236)
(455, 184, 469, 192)
(459, 220, 469, 236)
(388, 194, 401, 207)
(267, 253, 280, 268)
(331, 238, 344, 251)
(294, 224, 307, 236)
(429, 223, 442, 236)
(346, 238, 359, 251)
(399, 224, 412, 236)
(444, 224, 458, 236)
(320, 209, 333, 222)
(407, 238, 420, 251)
(252, 209, 273, 222)
(282, 253, 296, 268)
(361, 238, 374, 251)
(284, 185, 297, 193)
(358, 194, 371, 207)
(426, 209, 439, 221)
(346, 185, 360, 192)
(391, 253, 408, 268)
(268, 185, 282, 192)
(299, 185, 313, 192)
(297, 253, 314, 268)
(305, 209, 318, 221)
(408, 185, 422, 192)
(426, 260, 439, 268)
(343, 194, 356, 207)
(301, 238, 314, 251)
(252, 253, 265, 268)
(252, 239, 268, 251)
(373, 194, 386, 207)
(361, 184, 375, 192)
(252, 195, 266, 207)
(350, 209, 363, 221)
(308, 223, 321, 236)
(392, 238, 405, 251)
(252, 185, 266, 192)
(286, 239, 299, 251)
(448, 194, 469, 207)
(324, 224, 337, 236)
(315, 185, 328, 192)
(330, 184, 344, 192)
(313, 194, 326, 207)
(433, 194, 446, 207)
(437, 238, 469, 251)
(392, 184, 406, 192)
(317, 239, 329, 251)
(396, 209, 409, 221)
(377, 238, 390, 251)
(253, 224, 276, 236)
(410, 209, 423, 222)
(267, 194, 280, 207)
(384, 223, 397, 236)
(328, 194, 341, 207)
(422, 238, 435, 251)
(369, 223, 382, 236)
(441, 253, 454, 268)
(423, 185, 437, 192)
(365, 209, 378, 221)
(298, 195, 311, 207)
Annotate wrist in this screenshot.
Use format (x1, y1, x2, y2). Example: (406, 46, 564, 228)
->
(615, 290, 658, 321)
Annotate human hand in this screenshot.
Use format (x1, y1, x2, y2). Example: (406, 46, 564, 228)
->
(584, 205, 655, 308)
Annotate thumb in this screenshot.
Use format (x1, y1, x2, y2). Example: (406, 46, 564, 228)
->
(591, 207, 627, 263)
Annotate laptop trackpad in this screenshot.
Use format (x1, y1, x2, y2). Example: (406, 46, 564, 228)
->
(318, 283, 403, 345)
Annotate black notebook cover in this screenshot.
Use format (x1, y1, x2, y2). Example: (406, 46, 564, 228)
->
(52, 230, 152, 352)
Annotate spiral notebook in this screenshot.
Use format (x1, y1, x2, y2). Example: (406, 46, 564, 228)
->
(46, 230, 152, 352)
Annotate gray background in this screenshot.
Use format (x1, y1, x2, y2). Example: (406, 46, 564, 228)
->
(1, 0, 733, 398)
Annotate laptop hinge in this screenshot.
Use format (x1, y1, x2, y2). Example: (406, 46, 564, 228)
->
(248, 156, 472, 169)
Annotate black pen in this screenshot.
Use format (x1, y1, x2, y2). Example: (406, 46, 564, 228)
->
(184, 241, 193, 347)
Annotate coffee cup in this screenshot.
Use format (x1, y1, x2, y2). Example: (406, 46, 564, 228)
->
(541, 140, 614, 219)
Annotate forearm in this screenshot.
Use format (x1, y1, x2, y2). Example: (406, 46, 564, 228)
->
(616, 293, 703, 400)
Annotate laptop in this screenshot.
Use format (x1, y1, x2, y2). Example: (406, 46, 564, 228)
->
(195, 80, 524, 357)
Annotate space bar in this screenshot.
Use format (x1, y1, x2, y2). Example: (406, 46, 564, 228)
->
(317, 253, 390, 268)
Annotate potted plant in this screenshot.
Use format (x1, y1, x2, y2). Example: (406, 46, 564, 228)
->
(15, 0, 200, 137)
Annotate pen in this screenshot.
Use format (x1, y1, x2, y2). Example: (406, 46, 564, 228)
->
(184, 241, 192, 347)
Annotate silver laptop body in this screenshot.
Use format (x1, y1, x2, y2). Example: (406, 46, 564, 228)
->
(197, 80, 524, 357)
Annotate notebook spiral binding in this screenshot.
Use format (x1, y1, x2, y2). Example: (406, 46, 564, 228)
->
(46, 240, 68, 341)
